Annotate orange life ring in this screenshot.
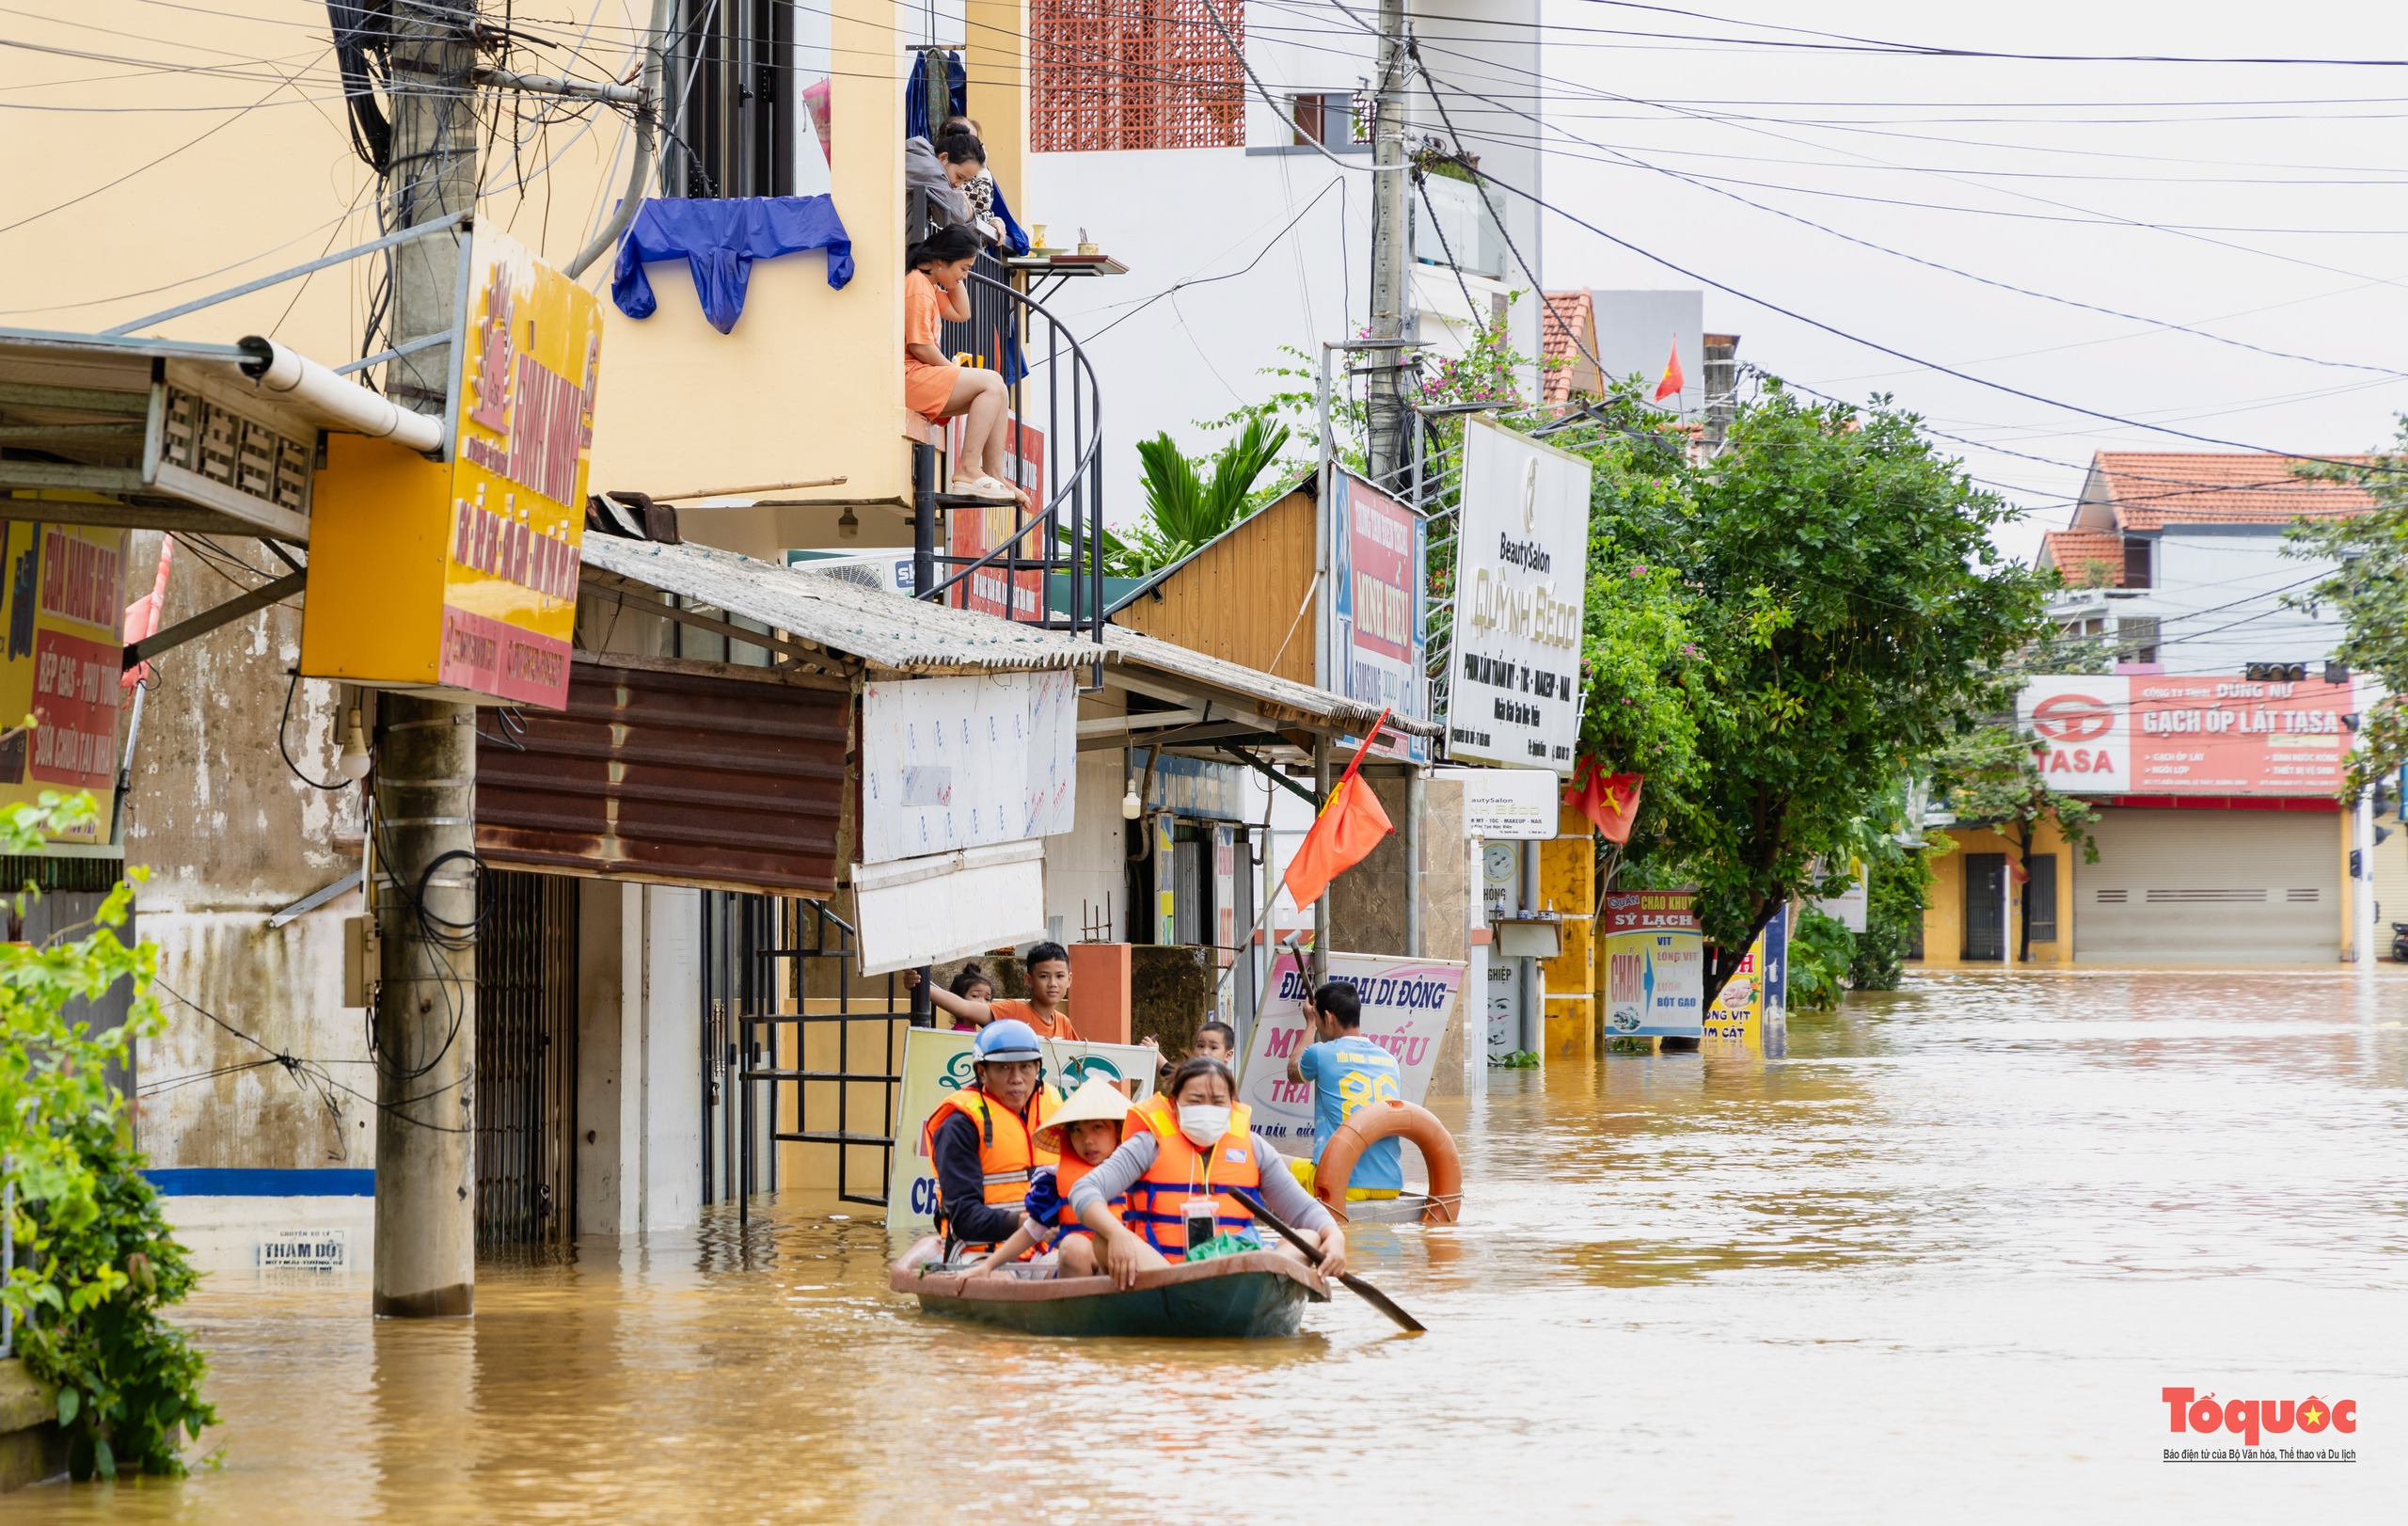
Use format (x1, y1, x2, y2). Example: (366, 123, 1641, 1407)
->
(1312, 1097, 1462, 1224)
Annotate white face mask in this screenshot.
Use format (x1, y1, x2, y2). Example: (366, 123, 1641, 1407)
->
(1178, 1104, 1231, 1148)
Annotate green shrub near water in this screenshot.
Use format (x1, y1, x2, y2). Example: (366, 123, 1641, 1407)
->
(1786, 908, 1856, 1011)
(1, 790, 215, 1479)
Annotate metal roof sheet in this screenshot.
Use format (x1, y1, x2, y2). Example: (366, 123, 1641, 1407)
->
(582, 533, 1431, 734)
(581, 533, 1102, 673)
(1102, 624, 1442, 738)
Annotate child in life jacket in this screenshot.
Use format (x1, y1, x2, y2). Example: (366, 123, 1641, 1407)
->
(968, 1077, 1136, 1279)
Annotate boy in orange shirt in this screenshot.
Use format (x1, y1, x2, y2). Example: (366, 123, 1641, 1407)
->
(909, 941, 1080, 1040)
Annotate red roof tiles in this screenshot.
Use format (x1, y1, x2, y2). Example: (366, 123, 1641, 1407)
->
(2083, 452, 2376, 531)
(1539, 291, 1598, 405)
(2037, 529, 2127, 586)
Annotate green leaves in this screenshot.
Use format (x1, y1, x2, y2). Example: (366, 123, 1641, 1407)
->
(2287, 421, 2408, 796)
(1547, 381, 2051, 993)
(1121, 414, 1295, 576)
(2, 791, 213, 1480)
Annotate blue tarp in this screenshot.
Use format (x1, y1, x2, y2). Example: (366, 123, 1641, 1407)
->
(989, 179, 1032, 259)
(611, 195, 853, 334)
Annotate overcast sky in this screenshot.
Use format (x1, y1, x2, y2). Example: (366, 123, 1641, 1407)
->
(1524, 0, 2408, 559)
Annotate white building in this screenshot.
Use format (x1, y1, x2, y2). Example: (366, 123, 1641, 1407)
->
(2035, 452, 2370, 677)
(1014, 0, 1547, 498)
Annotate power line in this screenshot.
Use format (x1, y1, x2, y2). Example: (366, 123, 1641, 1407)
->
(1415, 74, 2408, 381)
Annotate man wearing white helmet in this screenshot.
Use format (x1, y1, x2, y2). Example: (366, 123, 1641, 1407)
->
(918, 1019, 1058, 1258)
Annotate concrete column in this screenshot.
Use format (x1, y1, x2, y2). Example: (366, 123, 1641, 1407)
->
(962, 0, 1028, 204)
(640, 885, 702, 1233)
(1538, 803, 1594, 1062)
(575, 881, 631, 1237)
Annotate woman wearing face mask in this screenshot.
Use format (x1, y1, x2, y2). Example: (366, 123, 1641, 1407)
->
(1068, 1057, 1347, 1290)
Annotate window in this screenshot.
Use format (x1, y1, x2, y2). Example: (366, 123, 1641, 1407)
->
(1031, 0, 1245, 152)
(2122, 536, 2153, 589)
(1288, 91, 1365, 147)
(2116, 616, 2161, 665)
(665, 0, 796, 198)
(2026, 854, 2058, 943)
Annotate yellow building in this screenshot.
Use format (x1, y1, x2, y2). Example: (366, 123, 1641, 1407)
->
(1919, 803, 2359, 967)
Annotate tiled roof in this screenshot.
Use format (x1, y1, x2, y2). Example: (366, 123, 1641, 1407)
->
(2087, 452, 2377, 531)
(1539, 290, 1595, 405)
(2038, 529, 2126, 586)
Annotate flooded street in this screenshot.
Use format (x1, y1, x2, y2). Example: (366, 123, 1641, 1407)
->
(20, 969, 2405, 1522)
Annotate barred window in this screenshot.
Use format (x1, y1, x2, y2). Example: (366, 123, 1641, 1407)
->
(1031, 0, 1246, 152)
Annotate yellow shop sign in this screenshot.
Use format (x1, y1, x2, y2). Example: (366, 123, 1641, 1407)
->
(301, 226, 599, 708)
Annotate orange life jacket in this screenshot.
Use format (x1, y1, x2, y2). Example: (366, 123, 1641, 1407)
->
(920, 1086, 1058, 1248)
(1050, 1150, 1124, 1238)
(1122, 1092, 1259, 1258)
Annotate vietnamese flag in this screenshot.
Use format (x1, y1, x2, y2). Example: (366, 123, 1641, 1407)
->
(1565, 756, 1643, 843)
(1282, 709, 1397, 908)
(1652, 338, 1685, 402)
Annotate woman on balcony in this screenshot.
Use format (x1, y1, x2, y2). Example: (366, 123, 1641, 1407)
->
(906, 224, 1026, 506)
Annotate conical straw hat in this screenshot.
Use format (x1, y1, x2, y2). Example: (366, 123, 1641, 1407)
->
(1033, 1075, 1133, 1154)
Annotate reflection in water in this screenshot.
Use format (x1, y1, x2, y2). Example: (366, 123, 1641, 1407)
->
(13, 971, 2405, 1522)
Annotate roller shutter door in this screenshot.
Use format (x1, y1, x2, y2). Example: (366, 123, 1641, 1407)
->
(2076, 807, 2338, 963)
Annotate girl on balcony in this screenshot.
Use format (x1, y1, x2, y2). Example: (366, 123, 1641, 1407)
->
(905, 224, 1026, 506)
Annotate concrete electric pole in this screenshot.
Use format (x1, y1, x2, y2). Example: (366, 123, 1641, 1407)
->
(372, 2, 483, 1318)
(1364, 0, 1410, 487)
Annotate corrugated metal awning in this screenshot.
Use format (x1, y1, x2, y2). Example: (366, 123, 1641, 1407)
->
(580, 534, 1100, 676)
(1102, 626, 1441, 739)
(581, 533, 1433, 739)
(476, 652, 848, 895)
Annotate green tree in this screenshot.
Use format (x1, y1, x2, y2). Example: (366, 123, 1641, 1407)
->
(2287, 419, 2408, 794)
(1620, 385, 2053, 999)
(1, 790, 215, 1479)
(1926, 723, 2099, 962)
(1119, 413, 1292, 574)
(1558, 386, 1704, 881)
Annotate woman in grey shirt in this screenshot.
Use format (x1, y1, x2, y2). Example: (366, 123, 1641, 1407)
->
(1069, 1057, 1348, 1290)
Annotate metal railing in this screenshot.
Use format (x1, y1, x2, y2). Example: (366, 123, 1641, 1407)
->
(728, 901, 909, 1218)
(915, 264, 1107, 644)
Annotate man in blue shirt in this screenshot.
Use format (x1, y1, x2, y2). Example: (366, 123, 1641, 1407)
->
(1284, 980, 1403, 1199)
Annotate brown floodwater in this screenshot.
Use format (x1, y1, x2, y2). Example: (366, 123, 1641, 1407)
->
(13, 969, 2405, 1522)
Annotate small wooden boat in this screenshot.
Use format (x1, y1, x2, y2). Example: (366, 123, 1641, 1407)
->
(889, 1235, 1329, 1338)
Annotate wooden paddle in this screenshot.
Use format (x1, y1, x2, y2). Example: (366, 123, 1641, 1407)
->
(1244, 1194, 1427, 1334)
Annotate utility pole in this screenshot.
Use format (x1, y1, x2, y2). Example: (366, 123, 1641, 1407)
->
(1365, 0, 1410, 487)
(372, 1, 482, 1319)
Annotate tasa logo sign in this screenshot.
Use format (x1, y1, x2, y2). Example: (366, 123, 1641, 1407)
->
(2031, 691, 2115, 744)
(2017, 676, 2131, 793)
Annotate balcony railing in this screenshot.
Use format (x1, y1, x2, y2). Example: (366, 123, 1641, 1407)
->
(913, 263, 1106, 644)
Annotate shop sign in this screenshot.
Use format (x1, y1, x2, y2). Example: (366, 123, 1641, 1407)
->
(884, 1026, 1161, 1238)
(2018, 673, 2358, 796)
(1235, 950, 1465, 1149)
(944, 418, 1045, 620)
(1434, 764, 1560, 839)
(0, 521, 128, 843)
(1703, 905, 1786, 1046)
(1324, 470, 1429, 762)
(1601, 890, 1703, 1038)
(1443, 417, 1590, 775)
(301, 227, 601, 708)
(859, 670, 1077, 863)
(1131, 746, 1251, 821)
